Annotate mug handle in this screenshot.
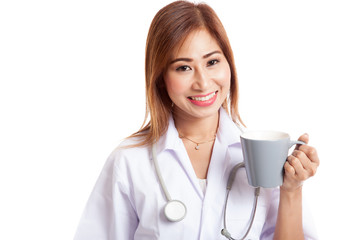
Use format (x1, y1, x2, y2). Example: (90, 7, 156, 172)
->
(288, 140, 306, 149)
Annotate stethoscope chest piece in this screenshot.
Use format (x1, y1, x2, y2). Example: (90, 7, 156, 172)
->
(164, 200, 187, 222)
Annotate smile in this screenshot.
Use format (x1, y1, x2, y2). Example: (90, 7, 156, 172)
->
(187, 91, 218, 107)
(189, 91, 217, 101)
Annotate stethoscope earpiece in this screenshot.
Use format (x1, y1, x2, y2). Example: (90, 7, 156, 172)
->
(164, 200, 187, 222)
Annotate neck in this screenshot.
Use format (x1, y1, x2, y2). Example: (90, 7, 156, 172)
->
(172, 108, 220, 140)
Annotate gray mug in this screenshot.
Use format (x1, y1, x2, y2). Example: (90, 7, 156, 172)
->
(240, 130, 305, 188)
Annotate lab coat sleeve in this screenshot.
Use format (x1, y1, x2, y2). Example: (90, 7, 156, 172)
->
(73, 150, 138, 240)
(260, 188, 318, 240)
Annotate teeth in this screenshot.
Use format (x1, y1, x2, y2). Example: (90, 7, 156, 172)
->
(190, 91, 216, 101)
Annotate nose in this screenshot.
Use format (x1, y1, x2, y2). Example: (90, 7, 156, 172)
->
(193, 66, 210, 90)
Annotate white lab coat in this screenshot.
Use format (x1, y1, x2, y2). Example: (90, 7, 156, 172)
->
(74, 108, 318, 240)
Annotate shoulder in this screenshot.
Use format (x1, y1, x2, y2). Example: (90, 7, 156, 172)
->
(103, 137, 154, 188)
(109, 137, 151, 166)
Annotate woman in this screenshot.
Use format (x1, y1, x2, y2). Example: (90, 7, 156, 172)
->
(74, 1, 319, 239)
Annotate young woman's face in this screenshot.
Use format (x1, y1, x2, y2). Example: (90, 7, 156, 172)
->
(164, 29, 231, 121)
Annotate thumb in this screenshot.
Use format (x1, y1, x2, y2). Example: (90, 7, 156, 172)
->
(295, 133, 309, 150)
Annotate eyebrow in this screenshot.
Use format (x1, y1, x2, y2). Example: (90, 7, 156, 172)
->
(169, 50, 222, 64)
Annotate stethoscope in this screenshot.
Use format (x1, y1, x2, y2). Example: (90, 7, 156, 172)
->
(152, 139, 260, 240)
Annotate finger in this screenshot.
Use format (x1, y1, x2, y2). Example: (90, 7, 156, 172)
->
(297, 145, 320, 165)
(292, 150, 313, 170)
(287, 155, 307, 179)
(295, 133, 309, 150)
(284, 161, 296, 176)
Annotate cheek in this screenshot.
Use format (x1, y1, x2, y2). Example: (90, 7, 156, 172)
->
(216, 63, 231, 89)
(164, 73, 189, 96)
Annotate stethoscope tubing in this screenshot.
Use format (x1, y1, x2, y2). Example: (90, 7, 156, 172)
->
(221, 162, 260, 239)
(152, 141, 260, 239)
(152, 143, 172, 202)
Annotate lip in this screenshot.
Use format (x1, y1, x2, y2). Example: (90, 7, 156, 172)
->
(187, 91, 218, 107)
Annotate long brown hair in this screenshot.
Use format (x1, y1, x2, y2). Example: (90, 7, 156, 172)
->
(128, 0, 243, 147)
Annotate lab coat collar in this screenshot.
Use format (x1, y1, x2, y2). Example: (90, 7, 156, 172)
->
(155, 113, 182, 154)
(156, 107, 242, 154)
(217, 107, 242, 147)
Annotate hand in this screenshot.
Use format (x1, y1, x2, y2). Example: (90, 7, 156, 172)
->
(281, 133, 320, 192)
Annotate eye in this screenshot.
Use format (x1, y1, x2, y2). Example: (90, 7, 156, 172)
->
(176, 65, 192, 71)
(207, 59, 219, 66)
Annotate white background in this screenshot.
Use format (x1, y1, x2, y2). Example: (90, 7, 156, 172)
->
(1, 0, 359, 239)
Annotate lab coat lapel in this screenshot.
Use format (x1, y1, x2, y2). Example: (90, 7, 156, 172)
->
(205, 108, 243, 201)
(156, 115, 205, 200)
(175, 141, 205, 199)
